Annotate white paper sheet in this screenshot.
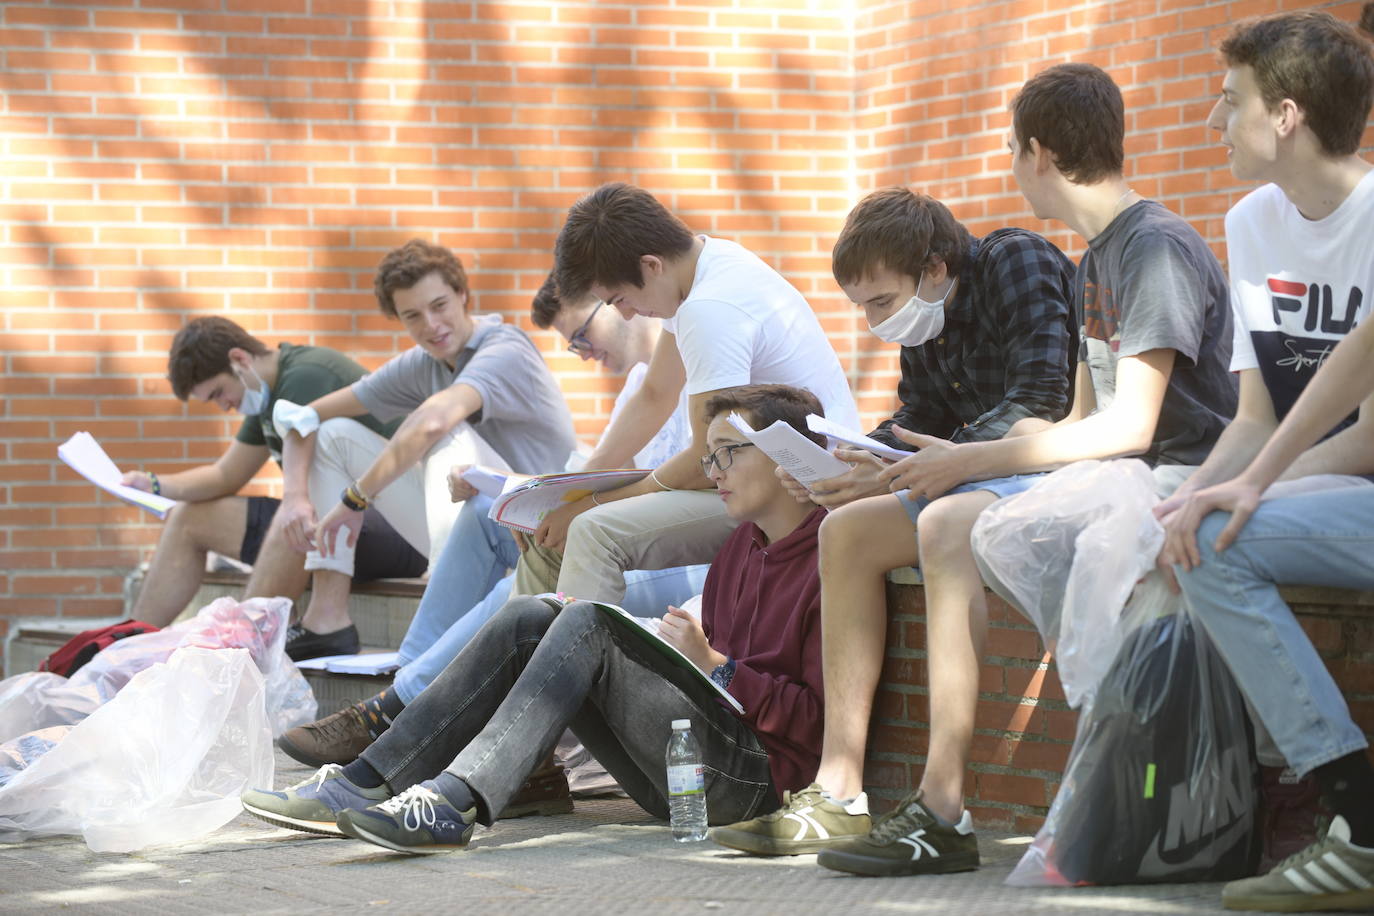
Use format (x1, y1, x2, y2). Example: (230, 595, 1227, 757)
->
(805, 413, 912, 463)
(725, 413, 850, 490)
(459, 465, 514, 500)
(293, 651, 400, 675)
(57, 432, 176, 519)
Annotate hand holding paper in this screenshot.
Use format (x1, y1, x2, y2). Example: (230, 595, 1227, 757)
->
(725, 413, 850, 491)
(58, 432, 176, 519)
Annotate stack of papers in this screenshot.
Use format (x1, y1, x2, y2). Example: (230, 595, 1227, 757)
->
(294, 651, 401, 675)
(488, 469, 650, 534)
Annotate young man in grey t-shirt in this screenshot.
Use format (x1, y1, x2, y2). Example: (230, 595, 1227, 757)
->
(271, 240, 576, 658)
(734, 63, 1236, 879)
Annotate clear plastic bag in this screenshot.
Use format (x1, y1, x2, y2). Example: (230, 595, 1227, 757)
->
(1006, 593, 1259, 885)
(0, 672, 101, 744)
(0, 596, 315, 746)
(970, 458, 1163, 708)
(0, 646, 274, 851)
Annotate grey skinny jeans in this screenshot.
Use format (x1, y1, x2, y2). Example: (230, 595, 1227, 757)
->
(358, 595, 777, 826)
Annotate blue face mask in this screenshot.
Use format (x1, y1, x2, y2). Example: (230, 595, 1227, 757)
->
(235, 364, 270, 416)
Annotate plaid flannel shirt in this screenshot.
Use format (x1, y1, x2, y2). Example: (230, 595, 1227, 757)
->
(869, 228, 1077, 449)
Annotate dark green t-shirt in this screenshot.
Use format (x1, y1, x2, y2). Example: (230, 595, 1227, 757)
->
(235, 343, 399, 464)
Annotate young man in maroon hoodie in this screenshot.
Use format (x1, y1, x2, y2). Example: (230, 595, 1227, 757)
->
(241, 383, 827, 851)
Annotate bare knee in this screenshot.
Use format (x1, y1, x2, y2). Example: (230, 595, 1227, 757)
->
(916, 493, 991, 567)
(168, 497, 248, 554)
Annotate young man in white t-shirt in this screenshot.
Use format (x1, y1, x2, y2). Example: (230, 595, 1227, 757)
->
(1152, 9, 1374, 912)
(511, 182, 859, 602)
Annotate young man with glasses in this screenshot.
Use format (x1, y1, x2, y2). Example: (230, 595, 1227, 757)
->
(243, 384, 830, 852)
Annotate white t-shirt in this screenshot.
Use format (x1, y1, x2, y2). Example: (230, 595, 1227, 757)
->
(603, 362, 692, 469)
(663, 236, 860, 430)
(1227, 171, 1374, 427)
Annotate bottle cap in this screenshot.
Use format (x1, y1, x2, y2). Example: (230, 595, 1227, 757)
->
(671, 718, 690, 729)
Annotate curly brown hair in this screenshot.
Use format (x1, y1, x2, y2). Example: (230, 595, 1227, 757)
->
(373, 239, 470, 318)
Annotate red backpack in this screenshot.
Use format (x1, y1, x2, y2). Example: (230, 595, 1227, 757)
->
(38, 620, 160, 677)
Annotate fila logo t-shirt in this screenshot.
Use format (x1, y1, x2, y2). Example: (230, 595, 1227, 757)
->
(1226, 172, 1374, 430)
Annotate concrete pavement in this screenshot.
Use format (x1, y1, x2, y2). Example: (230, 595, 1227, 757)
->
(0, 750, 1240, 915)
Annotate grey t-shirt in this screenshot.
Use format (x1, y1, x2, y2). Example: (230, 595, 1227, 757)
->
(1077, 201, 1237, 466)
(351, 314, 576, 474)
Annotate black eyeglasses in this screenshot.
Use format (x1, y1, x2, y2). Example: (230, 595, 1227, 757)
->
(567, 300, 606, 354)
(700, 442, 755, 475)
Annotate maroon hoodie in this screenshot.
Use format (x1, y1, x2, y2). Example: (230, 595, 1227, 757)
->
(701, 506, 825, 798)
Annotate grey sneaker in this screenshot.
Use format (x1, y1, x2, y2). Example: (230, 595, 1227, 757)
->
(709, 783, 872, 856)
(818, 790, 979, 876)
(1222, 815, 1374, 912)
(241, 764, 391, 837)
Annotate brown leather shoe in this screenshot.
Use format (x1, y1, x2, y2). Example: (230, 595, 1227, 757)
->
(498, 760, 575, 819)
(278, 705, 375, 768)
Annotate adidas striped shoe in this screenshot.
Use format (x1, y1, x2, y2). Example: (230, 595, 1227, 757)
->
(817, 790, 978, 877)
(709, 783, 872, 856)
(1222, 815, 1374, 912)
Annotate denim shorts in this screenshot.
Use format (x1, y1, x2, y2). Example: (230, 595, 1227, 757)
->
(897, 473, 1047, 527)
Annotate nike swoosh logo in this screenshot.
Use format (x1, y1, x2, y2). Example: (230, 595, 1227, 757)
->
(1135, 815, 1252, 879)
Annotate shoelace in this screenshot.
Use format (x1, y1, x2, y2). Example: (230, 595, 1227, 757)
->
(766, 787, 823, 820)
(316, 706, 367, 740)
(377, 785, 440, 831)
(870, 793, 933, 843)
(303, 763, 344, 793)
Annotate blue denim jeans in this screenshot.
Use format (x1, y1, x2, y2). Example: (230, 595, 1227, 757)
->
(392, 495, 708, 703)
(360, 596, 777, 826)
(1176, 485, 1374, 776)
(395, 497, 513, 666)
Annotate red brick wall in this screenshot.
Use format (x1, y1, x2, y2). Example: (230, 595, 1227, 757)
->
(2, 0, 1371, 643)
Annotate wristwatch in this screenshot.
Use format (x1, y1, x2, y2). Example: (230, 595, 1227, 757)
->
(710, 657, 736, 690)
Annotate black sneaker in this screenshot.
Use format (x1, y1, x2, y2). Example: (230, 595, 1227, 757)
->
(285, 624, 360, 661)
(817, 790, 979, 877)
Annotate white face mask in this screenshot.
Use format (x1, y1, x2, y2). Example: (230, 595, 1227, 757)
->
(235, 364, 270, 416)
(868, 270, 954, 347)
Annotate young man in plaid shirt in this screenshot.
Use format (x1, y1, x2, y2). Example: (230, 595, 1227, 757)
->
(713, 186, 1078, 866)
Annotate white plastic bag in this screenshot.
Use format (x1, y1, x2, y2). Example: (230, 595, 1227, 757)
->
(0, 596, 315, 745)
(970, 459, 1163, 708)
(0, 646, 274, 851)
(0, 672, 101, 744)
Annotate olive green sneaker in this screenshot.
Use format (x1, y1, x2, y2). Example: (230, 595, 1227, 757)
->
(709, 783, 872, 856)
(1222, 815, 1374, 912)
(241, 764, 391, 837)
(818, 790, 978, 876)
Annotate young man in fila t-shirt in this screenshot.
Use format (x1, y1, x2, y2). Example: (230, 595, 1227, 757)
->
(1153, 8, 1374, 912)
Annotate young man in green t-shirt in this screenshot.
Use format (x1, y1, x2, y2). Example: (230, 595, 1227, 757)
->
(121, 317, 425, 654)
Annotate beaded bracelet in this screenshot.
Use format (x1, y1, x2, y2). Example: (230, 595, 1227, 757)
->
(148, 471, 161, 496)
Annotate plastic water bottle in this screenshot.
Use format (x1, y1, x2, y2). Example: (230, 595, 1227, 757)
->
(666, 718, 708, 841)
